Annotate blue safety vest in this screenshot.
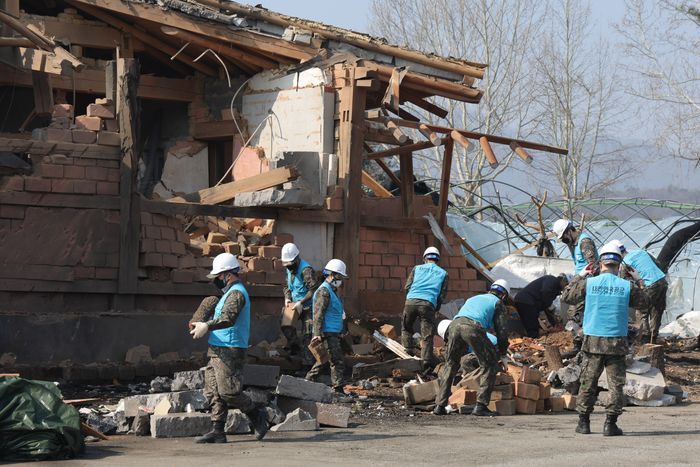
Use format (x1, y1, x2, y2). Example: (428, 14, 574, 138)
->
(313, 281, 344, 333)
(582, 273, 630, 337)
(455, 293, 500, 329)
(286, 259, 313, 302)
(406, 263, 447, 307)
(208, 282, 250, 348)
(623, 250, 665, 287)
(573, 231, 597, 274)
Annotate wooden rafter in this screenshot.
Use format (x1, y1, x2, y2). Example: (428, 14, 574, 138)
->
(437, 137, 454, 228)
(365, 140, 437, 160)
(362, 170, 393, 198)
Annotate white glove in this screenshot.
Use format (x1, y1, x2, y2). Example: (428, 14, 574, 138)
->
(190, 322, 209, 339)
(293, 301, 303, 313)
(285, 299, 291, 306)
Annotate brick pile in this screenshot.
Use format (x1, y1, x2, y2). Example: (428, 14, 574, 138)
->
(33, 101, 119, 146)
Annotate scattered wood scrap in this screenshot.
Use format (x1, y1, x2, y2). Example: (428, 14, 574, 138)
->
(81, 421, 108, 440)
(373, 331, 419, 360)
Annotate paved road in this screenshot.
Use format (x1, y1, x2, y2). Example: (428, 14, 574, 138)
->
(23, 403, 700, 466)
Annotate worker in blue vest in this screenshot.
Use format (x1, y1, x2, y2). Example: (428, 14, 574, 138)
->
(280, 243, 318, 363)
(188, 253, 270, 443)
(610, 239, 668, 344)
(553, 219, 599, 354)
(305, 259, 349, 393)
(561, 243, 648, 436)
(402, 246, 449, 371)
(433, 280, 510, 417)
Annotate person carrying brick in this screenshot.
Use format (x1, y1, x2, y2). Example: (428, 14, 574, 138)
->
(402, 246, 449, 371)
(305, 259, 349, 393)
(280, 242, 318, 365)
(188, 253, 270, 443)
(433, 280, 510, 417)
(561, 242, 649, 436)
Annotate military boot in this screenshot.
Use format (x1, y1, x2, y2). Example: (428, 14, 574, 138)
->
(195, 421, 226, 443)
(432, 405, 447, 415)
(250, 407, 270, 441)
(575, 414, 590, 434)
(472, 403, 498, 417)
(603, 415, 623, 436)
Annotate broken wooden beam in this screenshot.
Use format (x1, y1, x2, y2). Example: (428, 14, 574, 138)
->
(361, 170, 393, 198)
(373, 331, 418, 359)
(373, 158, 401, 187)
(167, 166, 299, 205)
(479, 137, 499, 168)
(401, 93, 449, 119)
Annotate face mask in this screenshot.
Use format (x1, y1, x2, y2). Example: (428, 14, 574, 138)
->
(213, 275, 227, 290)
(331, 279, 342, 288)
(285, 264, 296, 271)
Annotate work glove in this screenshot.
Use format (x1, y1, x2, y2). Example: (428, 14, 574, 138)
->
(190, 322, 209, 339)
(285, 298, 291, 306)
(293, 301, 303, 313)
(579, 262, 595, 277)
(311, 335, 322, 344)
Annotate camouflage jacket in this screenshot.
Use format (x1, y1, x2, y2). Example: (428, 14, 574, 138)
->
(568, 236, 598, 266)
(404, 265, 450, 309)
(561, 273, 649, 355)
(282, 264, 318, 305)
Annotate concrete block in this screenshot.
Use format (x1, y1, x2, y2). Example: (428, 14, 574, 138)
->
(150, 376, 172, 393)
(515, 397, 537, 415)
(242, 364, 280, 388)
(242, 387, 272, 406)
(490, 384, 514, 401)
(121, 389, 208, 417)
(275, 374, 332, 402)
(131, 410, 151, 436)
(599, 367, 666, 401)
(276, 396, 351, 428)
(171, 369, 205, 391)
(403, 380, 438, 405)
(225, 409, 252, 434)
(264, 404, 286, 426)
(628, 393, 677, 407)
(448, 388, 477, 408)
(488, 399, 516, 415)
(514, 382, 540, 401)
(233, 187, 316, 208)
(150, 413, 212, 438)
(269, 408, 319, 432)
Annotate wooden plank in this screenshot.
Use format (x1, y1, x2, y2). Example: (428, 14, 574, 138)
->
(31, 70, 53, 115)
(455, 234, 491, 270)
(0, 192, 120, 210)
(0, 36, 33, 47)
(364, 123, 406, 145)
(334, 66, 367, 310)
(361, 170, 393, 198)
(73, 0, 316, 60)
(23, 14, 121, 49)
(401, 93, 448, 119)
(399, 152, 414, 217)
(365, 140, 435, 160)
(167, 167, 299, 205)
(437, 137, 453, 229)
(81, 422, 108, 440)
(373, 158, 401, 187)
(116, 58, 140, 296)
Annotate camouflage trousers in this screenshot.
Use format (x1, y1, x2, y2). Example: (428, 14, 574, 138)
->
(305, 333, 345, 388)
(204, 346, 254, 422)
(435, 317, 499, 407)
(639, 279, 668, 343)
(576, 351, 626, 416)
(281, 307, 314, 365)
(401, 301, 436, 369)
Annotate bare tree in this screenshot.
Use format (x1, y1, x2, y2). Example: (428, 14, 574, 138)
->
(527, 0, 632, 204)
(368, 0, 544, 206)
(617, 0, 700, 163)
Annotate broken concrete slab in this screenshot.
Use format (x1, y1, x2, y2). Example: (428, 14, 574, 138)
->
(276, 396, 351, 428)
(121, 389, 208, 417)
(264, 404, 286, 426)
(599, 367, 666, 401)
(626, 360, 652, 375)
(242, 364, 280, 388)
(151, 413, 212, 438)
(85, 413, 117, 435)
(171, 369, 205, 391)
(225, 409, 252, 434)
(628, 393, 677, 407)
(275, 375, 332, 403)
(403, 380, 438, 405)
(131, 409, 151, 436)
(243, 387, 272, 406)
(233, 187, 314, 208)
(269, 408, 319, 432)
(150, 376, 172, 393)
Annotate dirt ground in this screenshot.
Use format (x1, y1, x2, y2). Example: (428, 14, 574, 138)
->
(20, 403, 700, 467)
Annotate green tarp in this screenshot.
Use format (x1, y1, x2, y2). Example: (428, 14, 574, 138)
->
(0, 376, 84, 461)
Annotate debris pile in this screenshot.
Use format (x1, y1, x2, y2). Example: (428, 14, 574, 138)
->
(32, 101, 120, 147)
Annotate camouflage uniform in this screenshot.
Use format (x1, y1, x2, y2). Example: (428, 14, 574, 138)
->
(561, 275, 649, 416)
(620, 260, 668, 343)
(401, 266, 449, 369)
(190, 287, 255, 423)
(435, 302, 508, 407)
(305, 284, 345, 388)
(282, 264, 318, 363)
(565, 235, 599, 325)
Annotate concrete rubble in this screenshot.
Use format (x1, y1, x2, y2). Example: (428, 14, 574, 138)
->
(275, 375, 332, 403)
(225, 409, 252, 434)
(151, 413, 212, 438)
(171, 370, 205, 391)
(270, 408, 319, 432)
(277, 396, 351, 428)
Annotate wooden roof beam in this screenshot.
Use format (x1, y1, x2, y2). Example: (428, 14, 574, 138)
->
(365, 140, 440, 160)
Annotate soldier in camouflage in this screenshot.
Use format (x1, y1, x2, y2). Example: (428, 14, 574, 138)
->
(402, 246, 449, 371)
(280, 243, 319, 365)
(305, 259, 349, 392)
(188, 253, 270, 443)
(561, 242, 649, 436)
(433, 280, 510, 417)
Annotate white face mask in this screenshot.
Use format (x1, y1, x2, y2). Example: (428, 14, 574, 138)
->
(331, 279, 342, 288)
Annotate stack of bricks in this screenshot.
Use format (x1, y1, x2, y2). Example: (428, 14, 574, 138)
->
(32, 101, 119, 146)
(506, 365, 575, 414)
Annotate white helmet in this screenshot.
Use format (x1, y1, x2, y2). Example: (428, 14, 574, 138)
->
(490, 279, 510, 296)
(281, 243, 300, 263)
(207, 252, 240, 278)
(423, 246, 440, 261)
(437, 320, 452, 340)
(608, 239, 626, 254)
(324, 258, 348, 278)
(599, 242, 623, 264)
(552, 219, 572, 240)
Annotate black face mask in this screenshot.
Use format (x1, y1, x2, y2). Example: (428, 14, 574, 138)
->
(562, 235, 573, 245)
(213, 276, 227, 290)
(285, 264, 296, 272)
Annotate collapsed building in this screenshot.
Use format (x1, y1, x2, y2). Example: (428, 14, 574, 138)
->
(0, 0, 566, 375)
